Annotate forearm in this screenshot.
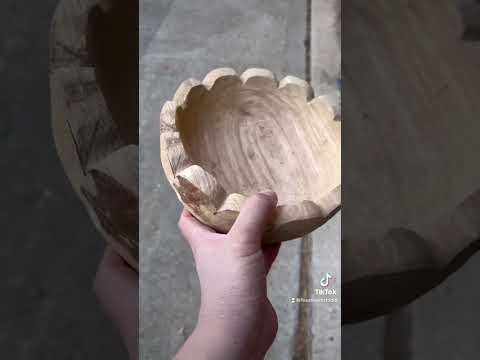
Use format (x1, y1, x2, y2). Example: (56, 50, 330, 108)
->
(174, 322, 254, 360)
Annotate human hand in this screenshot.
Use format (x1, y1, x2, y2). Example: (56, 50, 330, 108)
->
(175, 191, 281, 360)
(94, 247, 138, 360)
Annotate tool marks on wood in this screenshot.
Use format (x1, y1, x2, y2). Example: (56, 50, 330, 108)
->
(160, 68, 341, 243)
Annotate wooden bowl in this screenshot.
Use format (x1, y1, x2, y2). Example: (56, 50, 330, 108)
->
(50, 0, 138, 268)
(160, 68, 341, 243)
(342, 0, 480, 323)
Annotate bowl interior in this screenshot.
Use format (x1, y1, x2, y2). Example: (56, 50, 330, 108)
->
(177, 82, 340, 206)
(87, 0, 138, 145)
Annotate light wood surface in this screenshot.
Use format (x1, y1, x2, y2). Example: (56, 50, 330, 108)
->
(343, 0, 480, 322)
(49, 0, 138, 269)
(160, 68, 341, 243)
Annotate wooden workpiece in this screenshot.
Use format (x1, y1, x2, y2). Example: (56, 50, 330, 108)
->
(49, 0, 139, 269)
(343, 0, 480, 322)
(160, 68, 341, 243)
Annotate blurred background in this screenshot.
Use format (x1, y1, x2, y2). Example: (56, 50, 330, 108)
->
(0, 1, 126, 358)
(2, 0, 480, 359)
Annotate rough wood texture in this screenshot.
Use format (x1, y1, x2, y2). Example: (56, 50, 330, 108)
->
(160, 68, 341, 243)
(343, 0, 480, 323)
(50, 0, 138, 269)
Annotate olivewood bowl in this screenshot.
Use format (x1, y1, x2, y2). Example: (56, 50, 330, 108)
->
(160, 68, 341, 243)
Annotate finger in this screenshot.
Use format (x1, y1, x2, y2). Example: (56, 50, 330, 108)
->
(229, 191, 278, 257)
(263, 243, 281, 274)
(178, 208, 216, 254)
(96, 246, 137, 283)
(93, 246, 138, 357)
(94, 246, 138, 294)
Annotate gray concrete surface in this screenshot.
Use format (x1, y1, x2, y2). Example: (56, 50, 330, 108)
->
(1, 1, 127, 359)
(139, 1, 306, 358)
(310, 1, 341, 359)
(139, 0, 342, 359)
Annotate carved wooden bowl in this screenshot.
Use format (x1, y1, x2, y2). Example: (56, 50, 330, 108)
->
(160, 68, 341, 243)
(50, 0, 138, 268)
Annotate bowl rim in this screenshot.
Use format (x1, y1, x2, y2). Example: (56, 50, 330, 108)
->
(160, 67, 341, 242)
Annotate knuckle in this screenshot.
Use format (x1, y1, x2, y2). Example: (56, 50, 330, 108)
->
(230, 241, 248, 257)
(229, 235, 259, 257)
(251, 193, 272, 206)
(232, 226, 255, 241)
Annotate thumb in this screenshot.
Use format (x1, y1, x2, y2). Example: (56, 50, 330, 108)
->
(228, 190, 278, 257)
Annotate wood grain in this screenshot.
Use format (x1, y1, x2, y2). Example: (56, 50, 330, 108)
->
(342, 0, 480, 322)
(160, 68, 341, 242)
(50, 0, 138, 269)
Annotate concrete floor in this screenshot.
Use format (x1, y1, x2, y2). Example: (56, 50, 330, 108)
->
(139, 1, 307, 357)
(343, 250, 480, 360)
(1, 1, 127, 359)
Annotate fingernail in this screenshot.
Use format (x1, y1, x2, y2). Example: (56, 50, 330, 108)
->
(259, 190, 278, 202)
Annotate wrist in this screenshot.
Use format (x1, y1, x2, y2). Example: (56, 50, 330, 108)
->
(175, 320, 255, 360)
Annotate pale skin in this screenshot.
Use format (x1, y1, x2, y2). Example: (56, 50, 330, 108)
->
(94, 247, 139, 360)
(175, 190, 281, 359)
(94, 190, 281, 360)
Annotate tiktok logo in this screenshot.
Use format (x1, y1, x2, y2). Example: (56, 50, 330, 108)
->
(320, 273, 333, 288)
